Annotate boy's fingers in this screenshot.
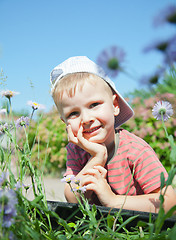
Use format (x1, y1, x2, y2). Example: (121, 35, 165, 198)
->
(83, 168, 102, 179)
(67, 124, 78, 144)
(93, 166, 107, 178)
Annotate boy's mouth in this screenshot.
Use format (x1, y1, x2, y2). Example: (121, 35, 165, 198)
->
(83, 126, 101, 133)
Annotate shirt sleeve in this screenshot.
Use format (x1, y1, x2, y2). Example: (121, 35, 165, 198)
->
(64, 143, 91, 176)
(131, 144, 168, 194)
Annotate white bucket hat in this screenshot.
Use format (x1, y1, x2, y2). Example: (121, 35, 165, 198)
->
(50, 56, 134, 127)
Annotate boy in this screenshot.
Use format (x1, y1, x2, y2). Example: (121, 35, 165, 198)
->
(50, 56, 176, 213)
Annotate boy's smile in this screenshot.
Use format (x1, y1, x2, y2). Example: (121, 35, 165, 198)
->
(60, 78, 119, 148)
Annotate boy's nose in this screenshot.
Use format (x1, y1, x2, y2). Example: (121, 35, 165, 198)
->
(81, 111, 94, 125)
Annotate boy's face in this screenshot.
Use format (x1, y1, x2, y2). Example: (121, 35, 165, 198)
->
(60, 79, 119, 147)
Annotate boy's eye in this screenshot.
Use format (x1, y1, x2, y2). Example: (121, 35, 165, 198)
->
(67, 111, 79, 119)
(90, 102, 100, 108)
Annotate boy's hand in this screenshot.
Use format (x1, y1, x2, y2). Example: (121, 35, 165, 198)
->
(81, 166, 116, 206)
(67, 124, 107, 162)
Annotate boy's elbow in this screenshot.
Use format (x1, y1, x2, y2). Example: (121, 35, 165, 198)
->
(163, 186, 176, 214)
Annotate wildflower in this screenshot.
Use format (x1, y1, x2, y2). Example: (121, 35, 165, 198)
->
(139, 68, 165, 86)
(0, 123, 8, 135)
(152, 101, 173, 121)
(0, 90, 19, 100)
(14, 181, 22, 191)
(15, 116, 30, 128)
(61, 175, 75, 184)
(143, 39, 168, 53)
(0, 172, 8, 187)
(74, 179, 80, 185)
(27, 100, 45, 110)
(165, 35, 176, 65)
(97, 46, 125, 78)
(72, 185, 87, 193)
(153, 4, 176, 27)
(22, 183, 32, 192)
(0, 108, 7, 115)
(0, 189, 18, 228)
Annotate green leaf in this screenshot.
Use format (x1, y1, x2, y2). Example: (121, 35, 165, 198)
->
(170, 145, 176, 165)
(107, 214, 115, 229)
(168, 135, 175, 148)
(160, 172, 165, 190)
(68, 222, 76, 228)
(30, 195, 44, 205)
(166, 168, 176, 186)
(116, 215, 139, 232)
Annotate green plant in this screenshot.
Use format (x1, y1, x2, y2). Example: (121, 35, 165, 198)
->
(27, 108, 68, 176)
(122, 92, 176, 172)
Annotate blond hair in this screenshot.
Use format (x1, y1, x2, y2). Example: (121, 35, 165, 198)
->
(52, 72, 113, 114)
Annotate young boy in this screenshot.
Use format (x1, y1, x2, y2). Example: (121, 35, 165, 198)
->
(50, 56, 176, 213)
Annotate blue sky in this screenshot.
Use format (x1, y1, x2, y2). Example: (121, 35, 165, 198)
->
(0, 0, 175, 113)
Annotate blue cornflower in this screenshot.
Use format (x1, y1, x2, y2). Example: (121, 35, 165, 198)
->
(97, 46, 125, 78)
(15, 116, 30, 128)
(0, 189, 18, 228)
(152, 101, 173, 121)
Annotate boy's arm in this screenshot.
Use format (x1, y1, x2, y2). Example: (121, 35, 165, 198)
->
(64, 124, 108, 203)
(81, 166, 176, 213)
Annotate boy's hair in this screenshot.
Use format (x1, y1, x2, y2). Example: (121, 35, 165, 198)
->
(52, 72, 113, 114)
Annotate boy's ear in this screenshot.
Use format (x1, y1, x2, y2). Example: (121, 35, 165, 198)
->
(113, 94, 120, 116)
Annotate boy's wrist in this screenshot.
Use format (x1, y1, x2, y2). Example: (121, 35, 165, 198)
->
(90, 147, 108, 166)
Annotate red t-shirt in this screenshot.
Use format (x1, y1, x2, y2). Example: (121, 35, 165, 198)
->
(65, 129, 168, 201)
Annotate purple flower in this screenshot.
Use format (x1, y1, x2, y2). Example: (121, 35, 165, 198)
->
(61, 175, 75, 184)
(0, 189, 18, 228)
(143, 39, 168, 53)
(0, 172, 8, 186)
(97, 46, 126, 78)
(0, 108, 7, 115)
(72, 185, 87, 193)
(153, 5, 176, 27)
(0, 90, 19, 99)
(15, 116, 30, 128)
(0, 123, 9, 135)
(139, 67, 165, 86)
(74, 179, 80, 185)
(143, 35, 176, 66)
(27, 100, 45, 111)
(164, 35, 176, 65)
(14, 181, 22, 191)
(152, 101, 173, 121)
